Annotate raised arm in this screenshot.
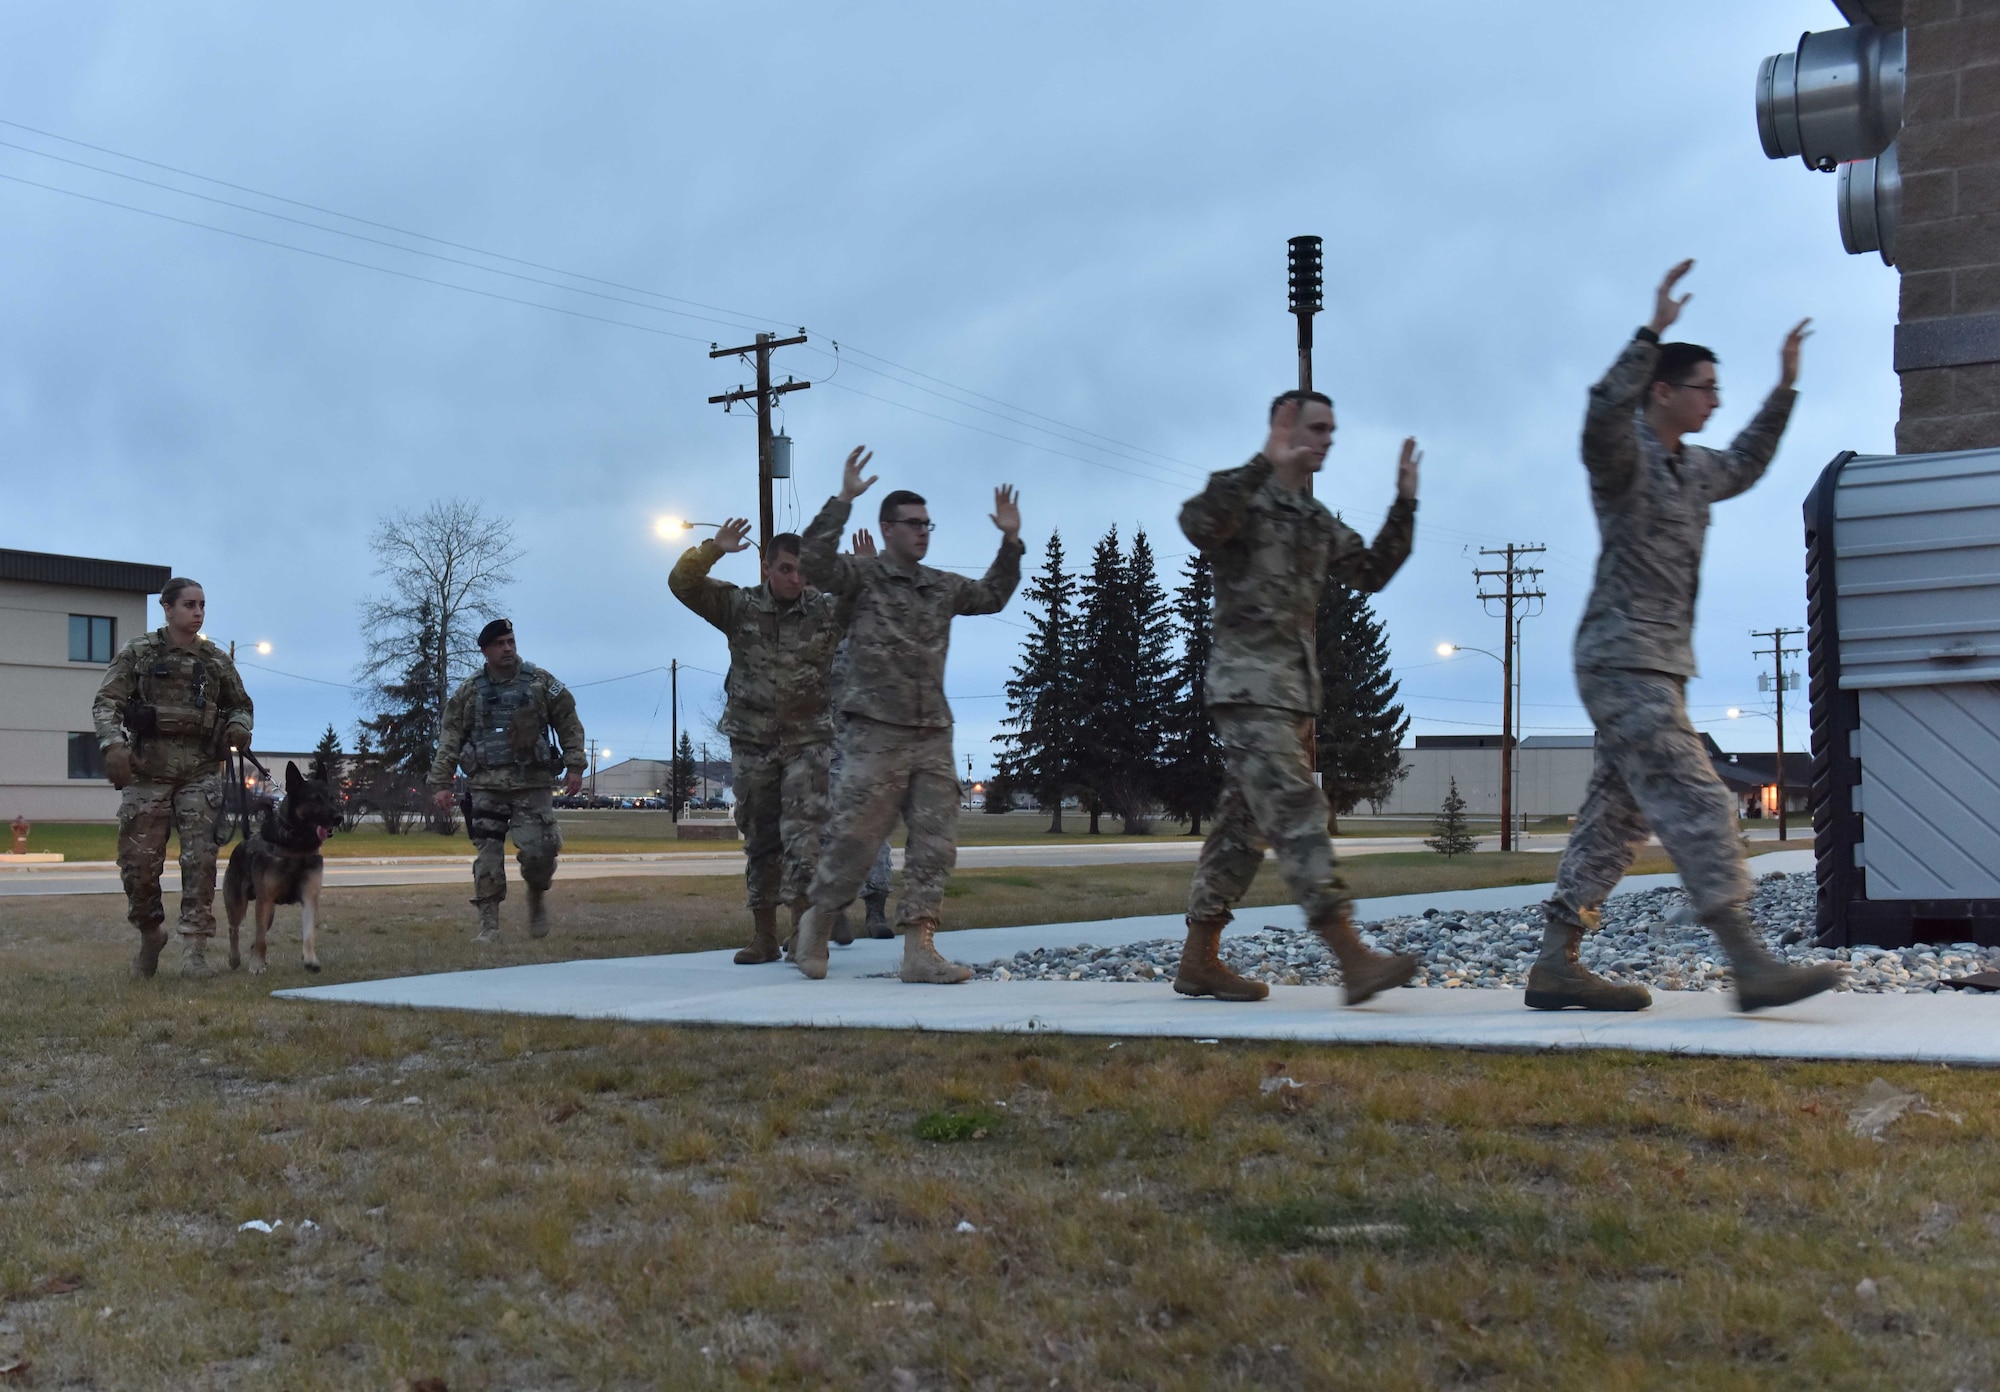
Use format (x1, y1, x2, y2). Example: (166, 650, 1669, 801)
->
(1711, 319, 1809, 502)
(1585, 261, 1690, 494)
(668, 517, 753, 631)
(953, 485, 1025, 615)
(801, 446, 875, 597)
(1329, 439, 1420, 593)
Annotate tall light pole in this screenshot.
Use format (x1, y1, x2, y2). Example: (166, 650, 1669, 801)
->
(1438, 642, 1515, 849)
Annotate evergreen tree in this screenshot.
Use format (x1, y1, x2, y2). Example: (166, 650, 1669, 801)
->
(982, 760, 1016, 815)
(358, 598, 445, 834)
(1120, 529, 1175, 832)
(1072, 527, 1127, 833)
(1426, 777, 1477, 857)
(310, 724, 343, 784)
(1000, 531, 1078, 833)
(671, 731, 699, 813)
(1315, 577, 1410, 833)
(1159, 554, 1224, 836)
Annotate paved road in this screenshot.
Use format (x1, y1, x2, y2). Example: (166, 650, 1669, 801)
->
(0, 833, 1583, 897)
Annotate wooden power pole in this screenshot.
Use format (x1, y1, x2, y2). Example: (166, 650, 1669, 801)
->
(1474, 544, 1546, 852)
(1752, 627, 1803, 841)
(708, 332, 811, 555)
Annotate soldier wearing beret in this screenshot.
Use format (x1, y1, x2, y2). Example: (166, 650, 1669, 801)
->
(429, 619, 587, 941)
(92, 576, 255, 978)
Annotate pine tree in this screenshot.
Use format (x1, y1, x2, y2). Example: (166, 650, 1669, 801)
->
(1159, 554, 1224, 836)
(982, 760, 1016, 815)
(1315, 576, 1410, 834)
(671, 731, 699, 813)
(358, 598, 445, 834)
(310, 724, 343, 784)
(1000, 531, 1078, 833)
(1118, 529, 1174, 833)
(1072, 527, 1127, 834)
(1426, 777, 1477, 857)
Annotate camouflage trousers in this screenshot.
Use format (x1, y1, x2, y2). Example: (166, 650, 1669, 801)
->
(467, 786, 563, 906)
(118, 774, 225, 937)
(1552, 668, 1751, 920)
(731, 738, 831, 910)
(827, 720, 894, 899)
(807, 717, 957, 926)
(1187, 705, 1345, 924)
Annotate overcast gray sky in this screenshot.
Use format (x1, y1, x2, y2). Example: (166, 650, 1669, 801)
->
(2, 1, 1884, 772)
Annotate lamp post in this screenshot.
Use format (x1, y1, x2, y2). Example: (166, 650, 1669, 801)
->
(588, 743, 611, 800)
(1437, 642, 1517, 850)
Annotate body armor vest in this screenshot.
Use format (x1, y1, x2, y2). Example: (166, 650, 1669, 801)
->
(137, 642, 224, 749)
(462, 663, 558, 775)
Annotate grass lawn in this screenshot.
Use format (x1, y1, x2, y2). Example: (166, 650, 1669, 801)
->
(4, 851, 1972, 1390)
(8, 810, 1571, 864)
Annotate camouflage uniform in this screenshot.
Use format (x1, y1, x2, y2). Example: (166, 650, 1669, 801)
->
(92, 630, 254, 941)
(669, 540, 843, 910)
(1550, 329, 1795, 923)
(1180, 456, 1415, 925)
(827, 624, 895, 908)
(429, 661, 587, 913)
(799, 496, 1023, 925)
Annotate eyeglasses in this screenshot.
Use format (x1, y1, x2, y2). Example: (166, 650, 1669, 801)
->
(886, 518, 937, 533)
(1671, 380, 1721, 399)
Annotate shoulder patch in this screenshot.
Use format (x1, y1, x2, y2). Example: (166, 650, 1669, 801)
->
(543, 673, 568, 697)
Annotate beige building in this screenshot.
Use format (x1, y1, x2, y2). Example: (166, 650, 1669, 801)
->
(1375, 735, 1599, 821)
(1, 548, 171, 820)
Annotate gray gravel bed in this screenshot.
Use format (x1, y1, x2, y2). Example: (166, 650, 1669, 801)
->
(971, 872, 2000, 994)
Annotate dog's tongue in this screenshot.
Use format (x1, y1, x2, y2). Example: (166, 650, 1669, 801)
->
(316, 825, 332, 844)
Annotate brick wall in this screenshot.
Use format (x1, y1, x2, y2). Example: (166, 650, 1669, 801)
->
(1896, 0, 2000, 452)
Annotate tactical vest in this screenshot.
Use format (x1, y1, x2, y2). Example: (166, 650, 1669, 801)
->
(460, 663, 559, 775)
(136, 641, 225, 750)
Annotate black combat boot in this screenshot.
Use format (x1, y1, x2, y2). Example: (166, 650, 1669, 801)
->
(473, 900, 501, 944)
(1706, 906, 1843, 1011)
(1524, 899, 1651, 1011)
(863, 891, 893, 938)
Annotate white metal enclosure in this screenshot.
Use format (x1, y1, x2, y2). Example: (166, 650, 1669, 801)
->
(1807, 448, 2000, 945)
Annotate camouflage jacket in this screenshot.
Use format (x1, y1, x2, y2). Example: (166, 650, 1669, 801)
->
(802, 496, 1025, 730)
(669, 540, 845, 747)
(92, 629, 254, 786)
(1575, 330, 1795, 678)
(1181, 455, 1415, 714)
(429, 660, 588, 791)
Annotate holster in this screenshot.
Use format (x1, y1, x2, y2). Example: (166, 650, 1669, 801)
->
(459, 791, 475, 841)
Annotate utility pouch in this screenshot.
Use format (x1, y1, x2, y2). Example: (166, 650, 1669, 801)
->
(123, 699, 159, 754)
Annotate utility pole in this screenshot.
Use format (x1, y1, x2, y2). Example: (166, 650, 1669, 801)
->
(1473, 544, 1547, 852)
(708, 332, 811, 556)
(1751, 627, 1804, 841)
(669, 658, 679, 823)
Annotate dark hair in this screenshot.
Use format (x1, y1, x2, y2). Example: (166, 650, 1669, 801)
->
(879, 489, 927, 525)
(160, 577, 202, 607)
(767, 532, 803, 560)
(1268, 389, 1333, 421)
(1649, 342, 1719, 390)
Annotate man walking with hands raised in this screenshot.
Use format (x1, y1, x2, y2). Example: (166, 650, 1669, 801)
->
(793, 447, 1025, 983)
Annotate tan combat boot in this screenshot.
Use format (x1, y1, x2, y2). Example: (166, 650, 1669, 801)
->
(1524, 899, 1651, 1011)
(131, 927, 169, 979)
(178, 934, 216, 980)
(900, 920, 971, 984)
(1172, 916, 1269, 1001)
(1312, 903, 1417, 1005)
(792, 904, 833, 979)
(526, 886, 551, 940)
(735, 904, 782, 965)
(863, 891, 894, 938)
(473, 900, 501, 944)
(1706, 906, 1844, 1012)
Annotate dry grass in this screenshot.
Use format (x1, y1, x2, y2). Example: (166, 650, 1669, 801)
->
(2, 858, 1989, 1390)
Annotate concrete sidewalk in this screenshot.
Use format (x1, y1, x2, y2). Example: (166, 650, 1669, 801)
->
(272, 849, 2000, 1065)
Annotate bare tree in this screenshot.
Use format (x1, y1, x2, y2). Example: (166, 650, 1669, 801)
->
(358, 498, 522, 736)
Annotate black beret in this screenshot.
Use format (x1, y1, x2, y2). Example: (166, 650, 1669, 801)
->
(477, 618, 514, 648)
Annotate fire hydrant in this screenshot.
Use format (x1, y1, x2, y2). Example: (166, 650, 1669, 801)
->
(10, 816, 27, 855)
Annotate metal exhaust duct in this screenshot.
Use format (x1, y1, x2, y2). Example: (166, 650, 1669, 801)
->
(1757, 25, 1905, 172)
(1838, 142, 1901, 266)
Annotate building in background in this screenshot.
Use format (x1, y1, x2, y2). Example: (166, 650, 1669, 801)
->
(0, 548, 170, 820)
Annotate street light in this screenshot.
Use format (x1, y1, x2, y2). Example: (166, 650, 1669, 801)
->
(255, 641, 272, 656)
(1438, 641, 1515, 848)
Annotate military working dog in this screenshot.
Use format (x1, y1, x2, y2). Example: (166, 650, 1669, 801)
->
(223, 761, 344, 974)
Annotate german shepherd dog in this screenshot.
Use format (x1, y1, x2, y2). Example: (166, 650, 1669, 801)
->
(223, 761, 344, 974)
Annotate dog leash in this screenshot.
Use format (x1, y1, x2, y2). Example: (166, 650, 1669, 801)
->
(213, 744, 272, 849)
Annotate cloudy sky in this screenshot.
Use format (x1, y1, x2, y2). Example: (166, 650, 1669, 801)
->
(2, 1, 1888, 773)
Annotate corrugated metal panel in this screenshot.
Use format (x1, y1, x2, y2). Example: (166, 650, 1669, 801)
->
(1854, 685, 2000, 898)
(0, 549, 172, 595)
(1833, 448, 2000, 688)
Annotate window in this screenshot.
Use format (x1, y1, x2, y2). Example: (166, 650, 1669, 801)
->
(68, 615, 115, 664)
(68, 734, 106, 780)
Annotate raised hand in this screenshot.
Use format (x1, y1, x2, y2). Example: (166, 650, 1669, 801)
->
(990, 484, 1021, 539)
(1261, 397, 1318, 471)
(1396, 438, 1421, 500)
(839, 446, 878, 502)
(849, 527, 877, 558)
(713, 517, 753, 554)
(1779, 317, 1813, 390)
(1650, 259, 1694, 336)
